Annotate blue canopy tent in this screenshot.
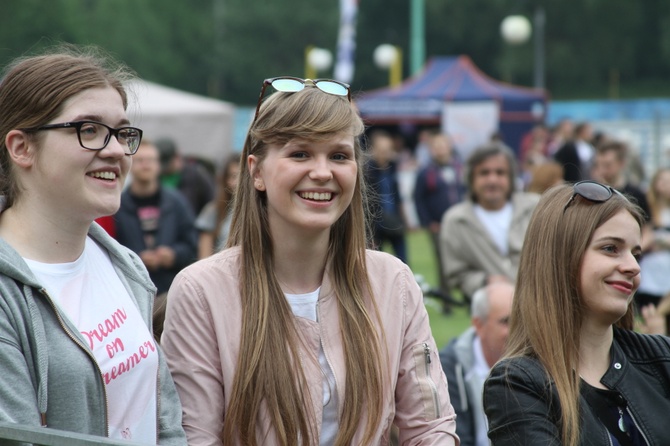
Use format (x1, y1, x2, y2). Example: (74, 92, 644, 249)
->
(356, 55, 547, 156)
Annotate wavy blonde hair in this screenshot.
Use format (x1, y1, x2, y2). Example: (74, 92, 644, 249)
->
(504, 183, 643, 446)
(225, 86, 386, 445)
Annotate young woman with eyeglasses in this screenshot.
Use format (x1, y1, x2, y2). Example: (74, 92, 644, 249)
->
(160, 77, 458, 446)
(0, 46, 186, 443)
(483, 181, 670, 446)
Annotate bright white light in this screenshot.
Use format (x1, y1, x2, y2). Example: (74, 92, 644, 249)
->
(307, 47, 333, 71)
(373, 44, 399, 69)
(501, 15, 532, 45)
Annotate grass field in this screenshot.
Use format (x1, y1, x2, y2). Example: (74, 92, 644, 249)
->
(383, 229, 471, 348)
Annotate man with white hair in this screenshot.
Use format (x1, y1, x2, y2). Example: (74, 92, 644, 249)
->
(439, 282, 514, 446)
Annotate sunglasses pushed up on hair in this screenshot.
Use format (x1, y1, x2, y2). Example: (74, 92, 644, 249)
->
(253, 76, 351, 122)
(563, 180, 626, 213)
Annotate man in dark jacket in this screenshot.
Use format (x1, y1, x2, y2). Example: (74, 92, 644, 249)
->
(114, 139, 198, 295)
(413, 132, 464, 296)
(553, 121, 595, 182)
(440, 283, 514, 446)
(365, 131, 407, 263)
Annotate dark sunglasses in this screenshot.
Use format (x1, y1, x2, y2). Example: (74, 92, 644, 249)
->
(563, 180, 625, 213)
(253, 76, 351, 122)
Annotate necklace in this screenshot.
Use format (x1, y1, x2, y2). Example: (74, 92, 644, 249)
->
(617, 407, 627, 433)
(277, 278, 320, 295)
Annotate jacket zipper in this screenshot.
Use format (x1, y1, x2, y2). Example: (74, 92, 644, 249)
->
(422, 342, 441, 418)
(454, 363, 468, 412)
(624, 406, 650, 445)
(40, 288, 110, 437)
(316, 302, 338, 423)
(155, 365, 161, 445)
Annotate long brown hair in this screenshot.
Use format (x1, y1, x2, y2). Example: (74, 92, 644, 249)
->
(504, 183, 644, 446)
(225, 86, 386, 445)
(647, 167, 670, 227)
(0, 44, 132, 207)
(214, 152, 241, 244)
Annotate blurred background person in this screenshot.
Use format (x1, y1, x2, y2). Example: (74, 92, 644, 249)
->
(440, 282, 514, 446)
(365, 130, 408, 263)
(519, 123, 550, 186)
(591, 140, 651, 221)
(636, 167, 670, 308)
(525, 160, 564, 195)
(413, 132, 464, 300)
(592, 139, 654, 266)
(156, 137, 215, 215)
(554, 121, 595, 182)
(440, 142, 539, 302)
(114, 139, 198, 338)
(196, 152, 241, 259)
(413, 128, 434, 169)
(546, 118, 574, 157)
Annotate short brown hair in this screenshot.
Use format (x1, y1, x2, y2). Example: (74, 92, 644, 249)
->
(596, 139, 628, 162)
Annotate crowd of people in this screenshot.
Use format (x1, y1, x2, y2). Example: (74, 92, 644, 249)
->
(1, 43, 669, 446)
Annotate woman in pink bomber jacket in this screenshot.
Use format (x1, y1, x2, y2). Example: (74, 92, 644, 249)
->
(160, 76, 459, 446)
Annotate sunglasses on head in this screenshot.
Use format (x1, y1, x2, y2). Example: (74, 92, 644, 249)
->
(563, 180, 626, 213)
(253, 76, 351, 122)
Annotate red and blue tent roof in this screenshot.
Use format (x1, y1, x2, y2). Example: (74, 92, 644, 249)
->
(355, 55, 547, 124)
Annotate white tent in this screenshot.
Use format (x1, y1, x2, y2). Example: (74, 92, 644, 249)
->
(124, 79, 235, 163)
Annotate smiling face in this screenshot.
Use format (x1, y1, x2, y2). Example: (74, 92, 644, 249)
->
(249, 132, 358, 239)
(28, 86, 131, 222)
(579, 209, 641, 327)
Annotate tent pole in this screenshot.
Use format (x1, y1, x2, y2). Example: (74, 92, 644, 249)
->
(410, 0, 425, 75)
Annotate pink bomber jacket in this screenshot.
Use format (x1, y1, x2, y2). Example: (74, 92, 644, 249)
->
(161, 246, 459, 445)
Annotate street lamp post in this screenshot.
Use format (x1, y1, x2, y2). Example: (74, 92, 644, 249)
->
(500, 15, 532, 45)
(410, 0, 425, 76)
(374, 44, 403, 87)
(533, 6, 546, 90)
(305, 46, 333, 79)
(500, 8, 545, 90)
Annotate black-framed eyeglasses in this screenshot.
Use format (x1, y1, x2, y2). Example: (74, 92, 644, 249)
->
(21, 120, 143, 155)
(563, 180, 625, 213)
(253, 76, 351, 122)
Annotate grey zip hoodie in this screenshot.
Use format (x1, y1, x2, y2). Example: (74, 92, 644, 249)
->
(0, 219, 186, 445)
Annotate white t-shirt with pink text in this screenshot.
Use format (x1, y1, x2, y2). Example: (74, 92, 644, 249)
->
(24, 237, 158, 444)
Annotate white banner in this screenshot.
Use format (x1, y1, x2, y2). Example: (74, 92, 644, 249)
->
(442, 101, 499, 160)
(334, 0, 358, 84)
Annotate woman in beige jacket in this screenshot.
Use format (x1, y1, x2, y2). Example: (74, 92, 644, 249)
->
(161, 77, 459, 446)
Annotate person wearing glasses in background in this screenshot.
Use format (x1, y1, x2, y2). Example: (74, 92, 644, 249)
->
(483, 181, 670, 446)
(0, 47, 186, 444)
(160, 77, 458, 446)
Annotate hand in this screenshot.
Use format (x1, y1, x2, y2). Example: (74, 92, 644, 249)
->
(155, 246, 176, 268)
(639, 303, 667, 335)
(487, 275, 512, 285)
(139, 250, 160, 271)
